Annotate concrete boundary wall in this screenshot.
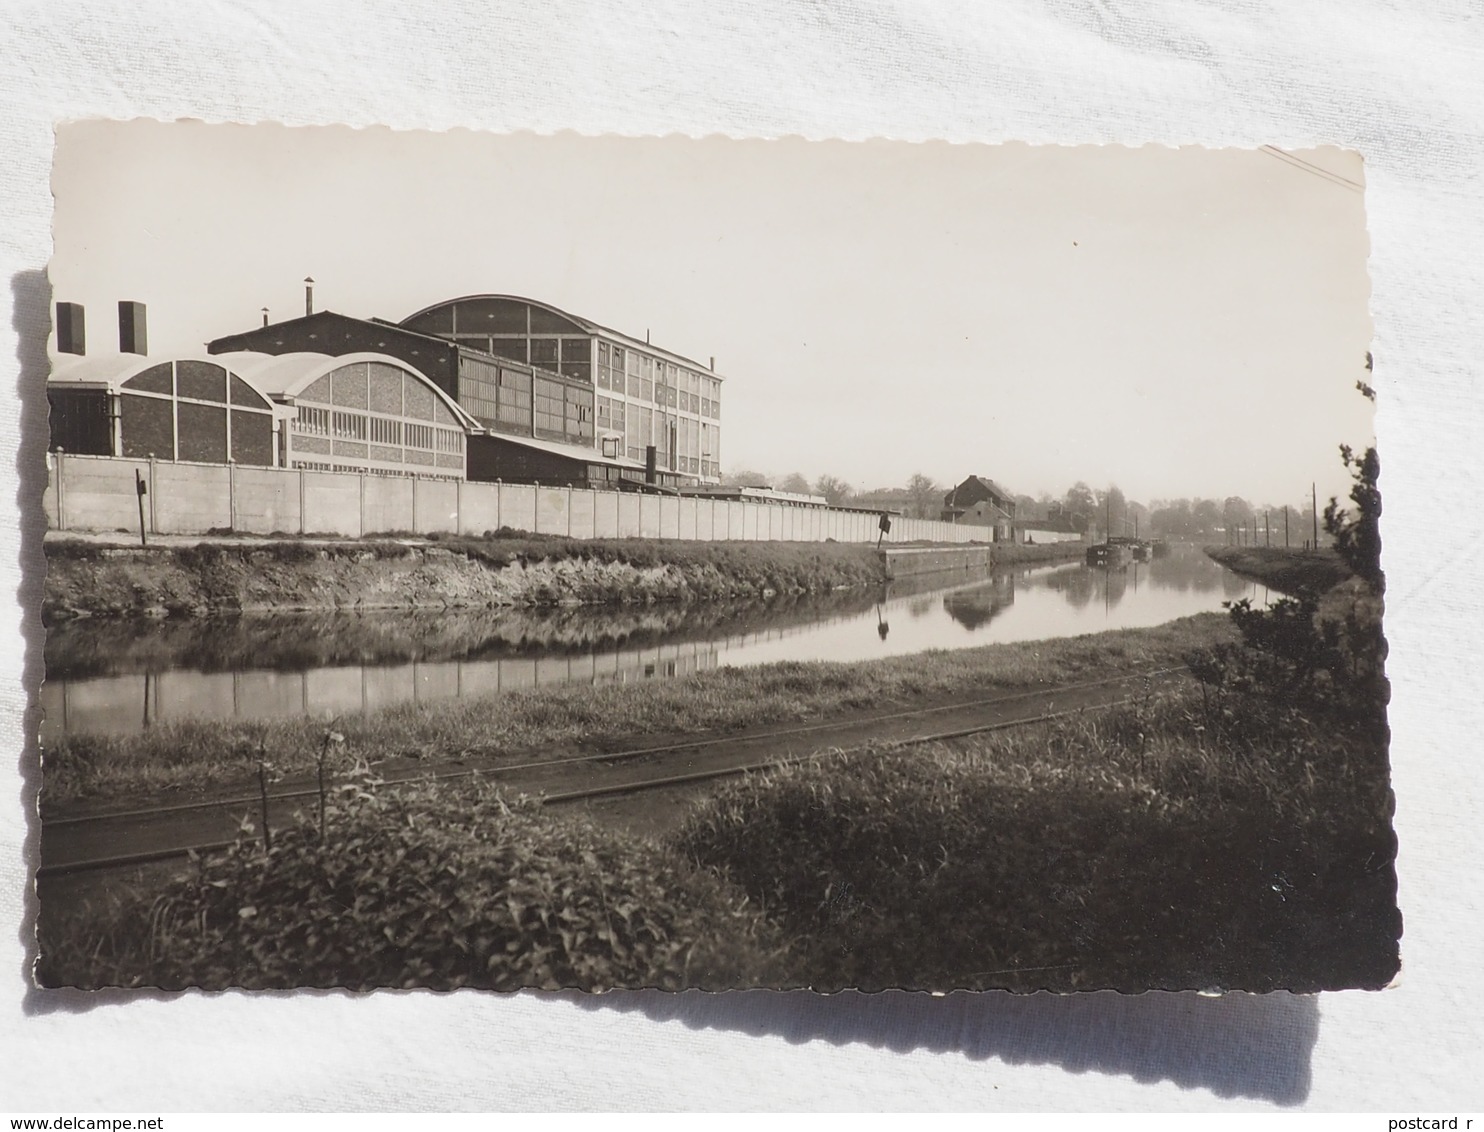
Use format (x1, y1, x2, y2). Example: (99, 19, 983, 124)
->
(44, 454, 995, 546)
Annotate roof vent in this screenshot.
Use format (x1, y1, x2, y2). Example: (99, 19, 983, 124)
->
(304, 276, 315, 317)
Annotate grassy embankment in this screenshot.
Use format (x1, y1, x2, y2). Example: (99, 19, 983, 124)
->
(45, 612, 1226, 809)
(1204, 545, 1352, 597)
(43, 535, 885, 620)
(43, 532, 1083, 620)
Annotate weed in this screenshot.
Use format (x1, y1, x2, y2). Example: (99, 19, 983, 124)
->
(38, 774, 782, 991)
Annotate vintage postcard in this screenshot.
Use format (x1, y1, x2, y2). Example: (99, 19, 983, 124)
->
(34, 122, 1398, 993)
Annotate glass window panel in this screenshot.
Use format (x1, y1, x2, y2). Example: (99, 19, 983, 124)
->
(230, 374, 270, 409)
(120, 393, 174, 459)
(123, 363, 173, 395)
(487, 338, 528, 363)
(178, 402, 228, 463)
(176, 360, 227, 403)
(530, 306, 583, 334)
(231, 409, 274, 466)
(402, 305, 453, 335)
(454, 297, 527, 334)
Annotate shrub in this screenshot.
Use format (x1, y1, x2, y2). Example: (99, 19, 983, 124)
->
(41, 773, 781, 991)
(669, 690, 1398, 992)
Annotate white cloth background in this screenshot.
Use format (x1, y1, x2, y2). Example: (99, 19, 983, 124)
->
(3, 0, 1481, 1112)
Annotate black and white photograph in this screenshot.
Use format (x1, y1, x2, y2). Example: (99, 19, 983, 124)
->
(34, 121, 1399, 995)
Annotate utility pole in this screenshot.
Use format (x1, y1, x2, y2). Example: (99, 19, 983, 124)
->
(1312, 482, 1319, 553)
(1265, 510, 1270, 547)
(1284, 505, 1289, 548)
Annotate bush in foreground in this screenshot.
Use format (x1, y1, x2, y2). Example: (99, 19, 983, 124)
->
(40, 774, 780, 992)
(669, 689, 1398, 993)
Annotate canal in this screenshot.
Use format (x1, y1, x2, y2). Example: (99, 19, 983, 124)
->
(41, 544, 1266, 742)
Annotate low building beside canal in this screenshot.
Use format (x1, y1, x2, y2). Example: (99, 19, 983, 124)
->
(941, 475, 1017, 541)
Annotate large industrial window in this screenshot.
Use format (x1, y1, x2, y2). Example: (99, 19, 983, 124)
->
(559, 338, 591, 384)
(530, 338, 559, 368)
(332, 411, 367, 440)
(496, 366, 532, 431)
(533, 376, 565, 438)
(487, 339, 528, 363)
(565, 385, 593, 442)
(458, 356, 501, 425)
(296, 405, 330, 435)
(435, 428, 463, 454)
(405, 423, 434, 450)
(369, 417, 402, 445)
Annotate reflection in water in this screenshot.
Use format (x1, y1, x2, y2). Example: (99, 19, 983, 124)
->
(43, 544, 1264, 740)
(942, 572, 1015, 630)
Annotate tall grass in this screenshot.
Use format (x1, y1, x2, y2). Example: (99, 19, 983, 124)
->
(44, 614, 1232, 808)
(669, 685, 1398, 992)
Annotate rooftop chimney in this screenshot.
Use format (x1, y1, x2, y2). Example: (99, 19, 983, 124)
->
(261, 307, 270, 327)
(709, 356, 715, 371)
(56, 302, 85, 356)
(304, 276, 315, 317)
(118, 300, 147, 355)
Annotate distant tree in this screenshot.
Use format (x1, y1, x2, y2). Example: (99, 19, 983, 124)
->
(904, 473, 942, 520)
(1192, 498, 1221, 536)
(1062, 482, 1096, 530)
(722, 469, 771, 488)
(1223, 496, 1254, 538)
(1014, 494, 1045, 522)
(814, 474, 854, 507)
(778, 472, 813, 496)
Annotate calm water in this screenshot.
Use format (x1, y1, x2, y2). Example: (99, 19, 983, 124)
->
(41, 544, 1266, 741)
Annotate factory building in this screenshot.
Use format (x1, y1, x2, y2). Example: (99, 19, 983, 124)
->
(47, 353, 291, 467)
(208, 297, 704, 490)
(398, 295, 724, 483)
(213, 352, 477, 480)
(48, 297, 478, 481)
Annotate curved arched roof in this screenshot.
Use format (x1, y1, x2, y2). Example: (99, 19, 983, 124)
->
(400, 294, 722, 378)
(402, 293, 596, 335)
(212, 351, 482, 430)
(48, 353, 257, 392)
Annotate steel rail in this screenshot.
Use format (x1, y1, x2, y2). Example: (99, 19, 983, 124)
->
(44, 665, 1187, 830)
(37, 691, 1158, 879)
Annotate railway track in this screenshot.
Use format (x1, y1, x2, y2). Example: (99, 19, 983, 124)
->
(38, 665, 1186, 879)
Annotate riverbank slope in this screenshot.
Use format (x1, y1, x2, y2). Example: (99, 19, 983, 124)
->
(1204, 545, 1352, 597)
(43, 534, 1086, 620)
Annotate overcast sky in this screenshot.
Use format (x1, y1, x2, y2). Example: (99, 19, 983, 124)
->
(51, 122, 1374, 506)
